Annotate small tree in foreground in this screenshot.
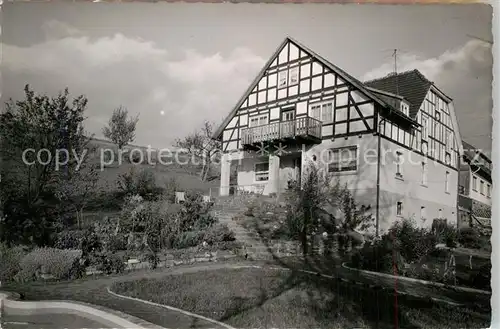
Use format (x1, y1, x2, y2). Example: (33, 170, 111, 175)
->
(285, 164, 374, 256)
(285, 165, 331, 255)
(0, 85, 93, 246)
(102, 106, 139, 150)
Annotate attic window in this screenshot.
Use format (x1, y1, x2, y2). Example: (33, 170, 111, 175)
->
(278, 70, 288, 89)
(289, 67, 299, 85)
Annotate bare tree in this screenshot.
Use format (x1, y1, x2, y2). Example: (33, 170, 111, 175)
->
(102, 106, 139, 150)
(55, 160, 101, 229)
(175, 120, 221, 181)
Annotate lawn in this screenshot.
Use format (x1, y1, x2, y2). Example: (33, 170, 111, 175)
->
(111, 267, 490, 329)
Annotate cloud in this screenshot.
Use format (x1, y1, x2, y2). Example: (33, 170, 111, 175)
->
(2, 21, 265, 148)
(363, 40, 493, 152)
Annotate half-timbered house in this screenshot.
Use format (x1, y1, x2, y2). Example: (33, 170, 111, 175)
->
(212, 37, 463, 234)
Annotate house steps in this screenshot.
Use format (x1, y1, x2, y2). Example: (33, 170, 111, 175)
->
(211, 195, 283, 260)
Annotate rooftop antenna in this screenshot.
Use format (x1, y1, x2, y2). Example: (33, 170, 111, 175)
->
(392, 49, 399, 96)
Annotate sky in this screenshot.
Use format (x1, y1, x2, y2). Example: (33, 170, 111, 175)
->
(1, 3, 493, 154)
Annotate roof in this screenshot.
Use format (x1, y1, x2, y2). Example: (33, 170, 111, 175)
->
(462, 140, 492, 180)
(364, 69, 432, 118)
(213, 37, 399, 140)
(462, 140, 492, 163)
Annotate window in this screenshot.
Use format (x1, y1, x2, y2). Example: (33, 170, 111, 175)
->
(421, 140, 428, 155)
(480, 180, 484, 195)
(421, 114, 428, 140)
(249, 114, 268, 127)
(310, 104, 321, 120)
(254, 162, 269, 182)
(310, 101, 333, 123)
(487, 184, 491, 198)
(472, 176, 478, 191)
(396, 151, 403, 178)
(421, 162, 427, 186)
(434, 120, 439, 139)
(445, 152, 451, 165)
(438, 209, 443, 218)
(420, 206, 426, 220)
(321, 103, 333, 123)
(397, 202, 403, 216)
(445, 129, 452, 151)
(278, 70, 288, 89)
(445, 171, 450, 193)
(328, 146, 358, 173)
(289, 67, 299, 85)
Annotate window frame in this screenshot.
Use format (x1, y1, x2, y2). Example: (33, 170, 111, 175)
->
(327, 145, 359, 174)
(397, 202, 403, 217)
(395, 151, 403, 178)
(289, 66, 299, 86)
(445, 171, 450, 193)
(472, 176, 478, 191)
(254, 162, 270, 182)
(248, 114, 269, 128)
(421, 162, 428, 186)
(278, 70, 288, 89)
(309, 99, 334, 124)
(421, 113, 429, 140)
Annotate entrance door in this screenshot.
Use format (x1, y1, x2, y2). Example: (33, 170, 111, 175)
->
(282, 109, 295, 121)
(281, 108, 295, 138)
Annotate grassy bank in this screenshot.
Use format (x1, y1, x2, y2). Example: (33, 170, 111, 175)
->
(112, 267, 489, 329)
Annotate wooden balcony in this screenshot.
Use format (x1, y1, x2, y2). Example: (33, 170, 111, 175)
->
(241, 116, 322, 148)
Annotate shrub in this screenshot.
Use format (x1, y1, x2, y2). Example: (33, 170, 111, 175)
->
(173, 231, 205, 249)
(458, 227, 482, 249)
(389, 218, 437, 264)
(177, 193, 214, 232)
(471, 262, 491, 290)
(144, 250, 160, 269)
(96, 252, 126, 274)
(55, 230, 86, 249)
(15, 247, 82, 281)
(0, 244, 26, 282)
(80, 226, 103, 261)
(203, 224, 235, 245)
(164, 177, 179, 203)
(117, 168, 160, 200)
(442, 224, 458, 248)
(351, 234, 405, 273)
(107, 233, 128, 252)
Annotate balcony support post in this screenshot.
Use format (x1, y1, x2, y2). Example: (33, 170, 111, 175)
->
(220, 153, 231, 196)
(264, 154, 280, 196)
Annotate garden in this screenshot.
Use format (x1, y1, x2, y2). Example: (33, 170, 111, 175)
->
(231, 166, 492, 293)
(350, 219, 492, 291)
(0, 86, 239, 286)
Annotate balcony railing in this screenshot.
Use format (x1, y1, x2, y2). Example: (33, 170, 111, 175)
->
(241, 116, 322, 146)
